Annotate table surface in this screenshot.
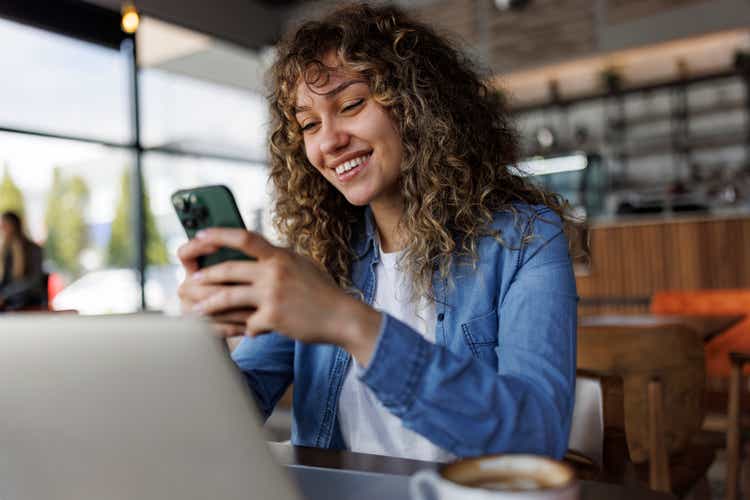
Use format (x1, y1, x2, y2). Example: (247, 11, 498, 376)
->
(580, 313, 745, 342)
(268, 443, 676, 500)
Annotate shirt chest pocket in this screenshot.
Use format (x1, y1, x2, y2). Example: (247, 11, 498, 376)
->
(459, 308, 499, 369)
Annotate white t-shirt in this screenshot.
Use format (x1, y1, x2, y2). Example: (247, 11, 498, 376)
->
(337, 246, 455, 462)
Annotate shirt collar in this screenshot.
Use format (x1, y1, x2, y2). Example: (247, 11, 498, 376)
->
(351, 205, 377, 260)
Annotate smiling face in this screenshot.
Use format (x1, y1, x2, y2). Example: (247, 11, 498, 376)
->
(294, 56, 404, 210)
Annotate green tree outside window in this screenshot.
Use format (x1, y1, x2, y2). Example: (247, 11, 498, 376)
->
(44, 168, 90, 275)
(107, 168, 169, 267)
(0, 166, 26, 220)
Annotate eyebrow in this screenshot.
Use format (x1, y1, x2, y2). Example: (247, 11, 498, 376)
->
(294, 79, 367, 114)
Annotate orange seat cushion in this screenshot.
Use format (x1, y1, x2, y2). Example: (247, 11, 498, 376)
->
(651, 289, 750, 378)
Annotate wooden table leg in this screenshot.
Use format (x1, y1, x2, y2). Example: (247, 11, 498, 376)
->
(649, 378, 671, 493)
(726, 356, 744, 500)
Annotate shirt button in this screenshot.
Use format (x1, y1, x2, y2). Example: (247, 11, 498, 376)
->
(437, 313, 445, 322)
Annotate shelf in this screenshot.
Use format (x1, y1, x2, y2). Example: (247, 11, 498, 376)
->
(610, 129, 748, 158)
(509, 69, 739, 114)
(607, 100, 747, 129)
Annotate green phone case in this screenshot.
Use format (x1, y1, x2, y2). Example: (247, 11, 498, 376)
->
(171, 185, 255, 269)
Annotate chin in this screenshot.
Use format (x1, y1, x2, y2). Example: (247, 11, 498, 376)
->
(336, 183, 376, 207)
(343, 193, 373, 207)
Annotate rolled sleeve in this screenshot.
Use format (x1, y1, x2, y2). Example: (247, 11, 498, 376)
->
(359, 313, 431, 411)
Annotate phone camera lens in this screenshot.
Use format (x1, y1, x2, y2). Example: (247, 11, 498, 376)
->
(173, 197, 184, 211)
(185, 218, 197, 229)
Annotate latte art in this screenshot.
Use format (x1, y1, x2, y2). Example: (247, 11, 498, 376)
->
(411, 454, 579, 500)
(469, 476, 549, 491)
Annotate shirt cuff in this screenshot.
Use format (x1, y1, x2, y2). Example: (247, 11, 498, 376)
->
(358, 312, 431, 413)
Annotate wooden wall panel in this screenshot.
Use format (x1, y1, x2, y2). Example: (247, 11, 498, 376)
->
(607, 0, 708, 25)
(577, 215, 750, 315)
(409, 0, 596, 72)
(410, 0, 707, 73)
(411, 0, 477, 45)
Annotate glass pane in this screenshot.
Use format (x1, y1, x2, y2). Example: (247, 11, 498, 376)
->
(142, 153, 271, 312)
(0, 131, 139, 314)
(0, 17, 131, 144)
(137, 17, 269, 161)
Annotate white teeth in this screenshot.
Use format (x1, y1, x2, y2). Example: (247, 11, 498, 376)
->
(335, 155, 370, 175)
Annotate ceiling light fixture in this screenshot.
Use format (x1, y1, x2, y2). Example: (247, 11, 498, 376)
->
(121, 2, 140, 34)
(512, 152, 588, 177)
(494, 0, 532, 11)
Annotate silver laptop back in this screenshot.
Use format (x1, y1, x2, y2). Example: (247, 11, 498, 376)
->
(0, 314, 301, 500)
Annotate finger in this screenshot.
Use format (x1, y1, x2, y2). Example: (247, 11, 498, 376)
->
(178, 282, 225, 304)
(210, 309, 255, 325)
(245, 310, 274, 338)
(195, 229, 276, 260)
(192, 260, 261, 285)
(177, 239, 221, 273)
(211, 322, 247, 338)
(194, 285, 261, 315)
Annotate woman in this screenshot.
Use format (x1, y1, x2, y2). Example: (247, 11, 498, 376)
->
(178, 3, 577, 461)
(0, 211, 45, 311)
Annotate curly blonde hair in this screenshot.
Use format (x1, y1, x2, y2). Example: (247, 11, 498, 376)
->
(268, 3, 569, 302)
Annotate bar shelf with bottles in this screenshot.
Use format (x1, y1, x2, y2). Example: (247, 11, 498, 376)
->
(510, 54, 750, 221)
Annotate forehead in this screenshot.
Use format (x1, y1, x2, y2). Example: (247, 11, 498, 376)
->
(294, 56, 363, 108)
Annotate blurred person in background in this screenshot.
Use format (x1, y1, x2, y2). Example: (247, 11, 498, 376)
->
(0, 211, 45, 312)
(177, 3, 577, 461)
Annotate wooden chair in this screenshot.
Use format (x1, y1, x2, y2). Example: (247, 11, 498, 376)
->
(578, 322, 713, 497)
(651, 289, 750, 498)
(651, 289, 750, 381)
(564, 371, 628, 481)
(726, 352, 750, 500)
(569, 373, 605, 468)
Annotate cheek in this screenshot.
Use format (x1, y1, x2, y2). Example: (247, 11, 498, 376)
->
(303, 141, 322, 171)
(381, 121, 404, 171)
(370, 111, 401, 156)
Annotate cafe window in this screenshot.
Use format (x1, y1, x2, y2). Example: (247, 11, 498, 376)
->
(0, 133, 139, 314)
(0, 5, 271, 314)
(136, 16, 272, 312)
(142, 152, 271, 313)
(0, 16, 131, 144)
(0, 7, 142, 315)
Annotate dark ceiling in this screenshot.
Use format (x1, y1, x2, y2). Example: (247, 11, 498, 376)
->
(81, 0, 289, 50)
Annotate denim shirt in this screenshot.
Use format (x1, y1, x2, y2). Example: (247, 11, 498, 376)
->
(231, 204, 578, 459)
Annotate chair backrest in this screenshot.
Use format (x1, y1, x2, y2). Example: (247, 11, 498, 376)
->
(578, 323, 705, 463)
(651, 289, 750, 378)
(568, 375, 604, 468)
(651, 289, 750, 316)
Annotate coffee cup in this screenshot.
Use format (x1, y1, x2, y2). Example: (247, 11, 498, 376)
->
(410, 454, 579, 500)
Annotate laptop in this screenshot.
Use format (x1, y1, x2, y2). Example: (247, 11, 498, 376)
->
(0, 314, 409, 500)
(0, 314, 412, 500)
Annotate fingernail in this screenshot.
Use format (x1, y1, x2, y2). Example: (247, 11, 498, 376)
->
(192, 271, 204, 281)
(195, 230, 208, 239)
(192, 302, 205, 314)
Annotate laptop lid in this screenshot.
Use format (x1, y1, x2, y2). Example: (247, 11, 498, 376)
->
(0, 314, 301, 500)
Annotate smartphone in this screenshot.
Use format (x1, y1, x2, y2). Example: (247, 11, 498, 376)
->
(171, 185, 255, 269)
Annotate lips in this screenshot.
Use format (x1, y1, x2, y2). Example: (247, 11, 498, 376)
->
(335, 155, 370, 182)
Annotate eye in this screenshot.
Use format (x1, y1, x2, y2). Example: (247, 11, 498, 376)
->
(300, 121, 318, 132)
(342, 98, 364, 112)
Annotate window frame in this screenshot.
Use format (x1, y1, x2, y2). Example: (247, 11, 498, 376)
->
(0, 0, 266, 310)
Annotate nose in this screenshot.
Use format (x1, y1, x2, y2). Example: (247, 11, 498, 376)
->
(319, 122, 350, 157)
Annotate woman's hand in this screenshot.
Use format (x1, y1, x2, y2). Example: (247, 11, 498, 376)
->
(182, 229, 382, 363)
(177, 237, 254, 337)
